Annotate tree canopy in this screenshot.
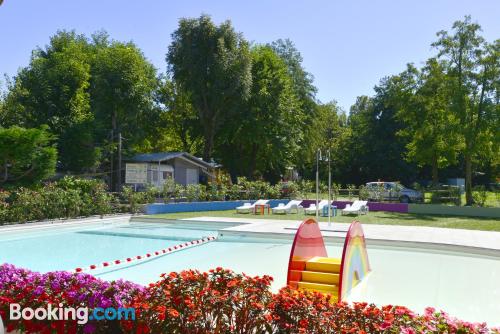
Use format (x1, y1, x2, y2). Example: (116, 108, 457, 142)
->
(167, 15, 252, 162)
(0, 15, 498, 199)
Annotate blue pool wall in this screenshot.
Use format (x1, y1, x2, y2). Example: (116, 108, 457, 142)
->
(145, 200, 289, 215)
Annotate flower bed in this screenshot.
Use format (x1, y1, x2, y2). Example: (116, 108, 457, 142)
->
(0, 264, 498, 334)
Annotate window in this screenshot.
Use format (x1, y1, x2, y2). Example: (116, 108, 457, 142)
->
(163, 171, 173, 179)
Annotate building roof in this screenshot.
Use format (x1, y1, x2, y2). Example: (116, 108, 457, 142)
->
(127, 152, 215, 169)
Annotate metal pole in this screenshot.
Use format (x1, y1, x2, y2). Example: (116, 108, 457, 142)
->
(110, 129, 114, 191)
(316, 149, 320, 219)
(117, 132, 122, 191)
(328, 149, 331, 226)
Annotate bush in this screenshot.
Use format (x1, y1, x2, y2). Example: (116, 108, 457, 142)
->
(130, 268, 273, 333)
(0, 177, 115, 223)
(56, 177, 114, 215)
(472, 185, 488, 207)
(0, 264, 145, 334)
(185, 184, 206, 202)
(358, 185, 368, 200)
(122, 186, 148, 213)
(1, 264, 498, 334)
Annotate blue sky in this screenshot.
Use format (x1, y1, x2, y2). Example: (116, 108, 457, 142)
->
(1, 0, 499, 111)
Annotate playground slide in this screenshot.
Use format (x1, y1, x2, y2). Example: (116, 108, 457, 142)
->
(287, 218, 370, 302)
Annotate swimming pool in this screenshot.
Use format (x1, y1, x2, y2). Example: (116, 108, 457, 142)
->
(1, 219, 499, 326)
(0, 220, 219, 272)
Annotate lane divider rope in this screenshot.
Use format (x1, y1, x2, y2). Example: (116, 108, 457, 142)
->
(72, 236, 217, 273)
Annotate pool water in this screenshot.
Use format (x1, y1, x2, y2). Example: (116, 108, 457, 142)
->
(0, 221, 217, 272)
(1, 220, 499, 326)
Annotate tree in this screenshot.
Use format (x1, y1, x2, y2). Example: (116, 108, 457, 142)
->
(347, 75, 417, 186)
(432, 16, 499, 205)
(217, 46, 301, 181)
(167, 14, 252, 162)
(90, 33, 160, 189)
(397, 60, 462, 184)
(270, 39, 319, 174)
(1, 31, 97, 172)
(154, 77, 202, 153)
(0, 126, 57, 187)
(307, 101, 350, 181)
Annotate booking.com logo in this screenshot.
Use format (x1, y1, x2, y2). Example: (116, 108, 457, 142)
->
(6, 303, 135, 325)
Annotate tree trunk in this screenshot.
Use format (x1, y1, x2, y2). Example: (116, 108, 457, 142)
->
(202, 124, 214, 163)
(464, 153, 473, 206)
(247, 143, 258, 178)
(431, 153, 439, 185)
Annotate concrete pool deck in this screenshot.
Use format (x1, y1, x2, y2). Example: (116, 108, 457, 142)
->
(170, 216, 500, 256)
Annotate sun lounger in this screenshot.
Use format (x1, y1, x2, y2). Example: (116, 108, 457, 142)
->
(304, 200, 329, 215)
(341, 200, 369, 215)
(271, 200, 302, 214)
(236, 199, 269, 213)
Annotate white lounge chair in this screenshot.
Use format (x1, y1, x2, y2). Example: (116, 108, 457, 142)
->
(342, 200, 369, 215)
(236, 199, 269, 213)
(271, 200, 302, 214)
(304, 200, 329, 215)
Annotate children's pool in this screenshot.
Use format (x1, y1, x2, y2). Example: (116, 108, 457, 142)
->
(1, 220, 499, 326)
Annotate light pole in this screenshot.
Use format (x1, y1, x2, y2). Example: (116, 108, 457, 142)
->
(328, 149, 332, 226)
(316, 149, 321, 219)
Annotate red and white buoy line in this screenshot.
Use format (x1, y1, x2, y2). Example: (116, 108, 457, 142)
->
(72, 236, 217, 273)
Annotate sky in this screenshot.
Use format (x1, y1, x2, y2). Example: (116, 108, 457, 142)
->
(1, 0, 499, 111)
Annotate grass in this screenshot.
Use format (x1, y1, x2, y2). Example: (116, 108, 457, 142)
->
(145, 209, 500, 232)
(305, 191, 500, 207)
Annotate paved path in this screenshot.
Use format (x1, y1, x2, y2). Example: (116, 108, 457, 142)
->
(181, 216, 500, 256)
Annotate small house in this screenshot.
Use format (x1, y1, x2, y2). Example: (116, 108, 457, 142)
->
(125, 152, 216, 188)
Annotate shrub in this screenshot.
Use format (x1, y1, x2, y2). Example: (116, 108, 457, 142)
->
(122, 186, 148, 213)
(358, 185, 368, 200)
(129, 268, 273, 334)
(331, 183, 340, 201)
(472, 185, 488, 207)
(57, 177, 114, 216)
(0, 264, 145, 334)
(185, 184, 206, 202)
(1, 264, 498, 334)
(297, 179, 314, 194)
(346, 184, 356, 201)
(0, 190, 9, 223)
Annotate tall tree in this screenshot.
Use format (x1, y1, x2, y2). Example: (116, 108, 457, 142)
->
(397, 61, 463, 184)
(270, 39, 319, 173)
(217, 46, 301, 181)
(347, 75, 417, 185)
(432, 16, 499, 205)
(1, 31, 97, 172)
(167, 14, 252, 162)
(90, 33, 160, 189)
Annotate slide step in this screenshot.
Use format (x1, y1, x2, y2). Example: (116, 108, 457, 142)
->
(305, 257, 341, 273)
(301, 270, 339, 284)
(298, 281, 338, 295)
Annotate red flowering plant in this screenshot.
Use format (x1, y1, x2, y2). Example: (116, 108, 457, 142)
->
(124, 267, 274, 334)
(2, 264, 500, 334)
(269, 287, 497, 334)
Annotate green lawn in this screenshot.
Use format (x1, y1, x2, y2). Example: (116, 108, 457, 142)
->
(144, 209, 500, 232)
(304, 191, 500, 207)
